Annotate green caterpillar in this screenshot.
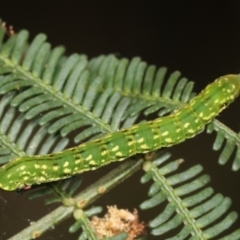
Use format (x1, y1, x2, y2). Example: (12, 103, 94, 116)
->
(0, 75, 240, 191)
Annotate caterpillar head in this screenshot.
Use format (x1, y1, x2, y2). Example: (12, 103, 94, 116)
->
(219, 74, 240, 100)
(214, 75, 240, 112)
(225, 74, 240, 92)
(192, 74, 240, 123)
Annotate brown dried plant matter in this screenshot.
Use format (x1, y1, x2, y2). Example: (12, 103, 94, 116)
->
(90, 205, 146, 240)
(1, 21, 15, 36)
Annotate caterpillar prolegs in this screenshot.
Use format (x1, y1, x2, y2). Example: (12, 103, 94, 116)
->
(0, 75, 240, 191)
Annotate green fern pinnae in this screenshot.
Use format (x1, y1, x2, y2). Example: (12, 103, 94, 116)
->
(207, 120, 240, 171)
(0, 91, 69, 165)
(0, 74, 240, 191)
(140, 155, 239, 239)
(89, 54, 195, 118)
(0, 24, 196, 146)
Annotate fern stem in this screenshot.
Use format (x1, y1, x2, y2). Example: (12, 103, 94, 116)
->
(72, 209, 98, 239)
(149, 164, 205, 239)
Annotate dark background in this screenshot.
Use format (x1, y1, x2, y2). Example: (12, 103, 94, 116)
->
(1, 1, 240, 239)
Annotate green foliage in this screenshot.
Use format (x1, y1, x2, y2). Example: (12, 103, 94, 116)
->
(0, 18, 240, 239)
(141, 154, 239, 239)
(0, 91, 69, 165)
(207, 120, 240, 171)
(0, 25, 197, 145)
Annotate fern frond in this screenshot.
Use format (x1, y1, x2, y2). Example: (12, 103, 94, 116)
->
(88, 54, 196, 119)
(0, 25, 198, 146)
(0, 28, 111, 142)
(0, 90, 68, 165)
(207, 120, 240, 171)
(0, 27, 140, 143)
(140, 155, 240, 239)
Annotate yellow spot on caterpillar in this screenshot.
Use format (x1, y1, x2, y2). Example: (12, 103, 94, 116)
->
(128, 148, 134, 153)
(101, 150, 108, 156)
(53, 166, 59, 171)
(140, 144, 149, 149)
(176, 128, 181, 132)
(187, 129, 194, 133)
(63, 161, 69, 167)
(20, 165, 26, 170)
(184, 122, 190, 128)
(137, 138, 144, 143)
(34, 164, 40, 169)
(41, 165, 47, 169)
(162, 131, 168, 136)
(116, 152, 123, 157)
(165, 138, 173, 143)
(74, 167, 78, 171)
(89, 160, 96, 165)
(112, 146, 119, 152)
(64, 168, 71, 173)
(39, 176, 46, 182)
(23, 176, 29, 181)
(199, 112, 203, 117)
(75, 160, 81, 164)
(214, 99, 219, 103)
(86, 154, 92, 161)
(153, 135, 159, 139)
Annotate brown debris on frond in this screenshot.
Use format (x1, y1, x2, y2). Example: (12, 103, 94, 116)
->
(1, 21, 15, 36)
(90, 205, 146, 240)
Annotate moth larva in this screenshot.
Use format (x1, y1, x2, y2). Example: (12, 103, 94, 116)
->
(0, 75, 240, 191)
